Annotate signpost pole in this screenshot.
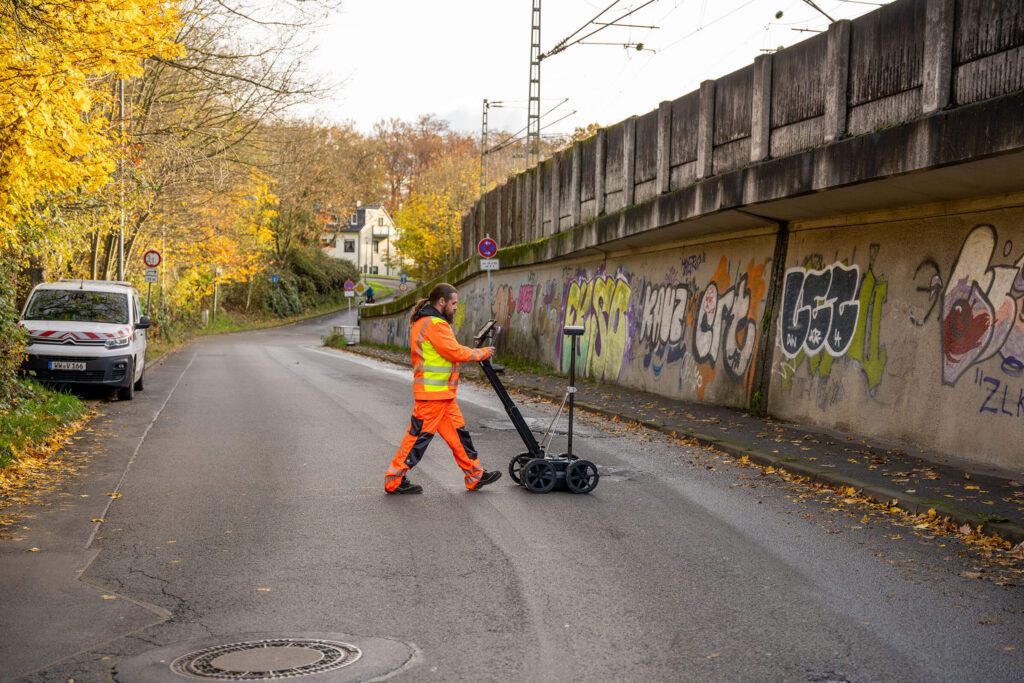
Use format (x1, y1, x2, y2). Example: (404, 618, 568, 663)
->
(479, 234, 498, 316)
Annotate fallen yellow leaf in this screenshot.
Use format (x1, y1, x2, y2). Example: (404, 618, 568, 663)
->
(101, 595, 118, 600)
(28, 547, 39, 552)
(90, 518, 104, 523)
(257, 587, 272, 592)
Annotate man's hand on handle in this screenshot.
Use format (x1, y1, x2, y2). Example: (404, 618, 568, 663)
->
(482, 346, 496, 358)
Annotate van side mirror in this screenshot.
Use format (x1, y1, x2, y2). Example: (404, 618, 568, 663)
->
(135, 315, 151, 329)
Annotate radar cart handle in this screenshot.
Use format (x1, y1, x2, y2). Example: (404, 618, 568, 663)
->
(563, 325, 584, 458)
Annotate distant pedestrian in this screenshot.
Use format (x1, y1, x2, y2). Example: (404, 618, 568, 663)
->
(365, 285, 374, 303)
(385, 283, 501, 494)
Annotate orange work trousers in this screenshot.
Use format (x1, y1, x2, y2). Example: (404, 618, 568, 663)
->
(385, 399, 484, 491)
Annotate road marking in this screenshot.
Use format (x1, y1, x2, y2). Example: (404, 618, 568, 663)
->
(85, 351, 199, 549)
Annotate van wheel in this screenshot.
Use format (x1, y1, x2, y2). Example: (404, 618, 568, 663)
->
(118, 362, 135, 401)
(134, 360, 145, 391)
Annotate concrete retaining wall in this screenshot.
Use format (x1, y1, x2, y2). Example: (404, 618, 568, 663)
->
(364, 195, 1024, 470)
(772, 197, 1024, 466)
(364, 231, 778, 409)
(363, 0, 1024, 471)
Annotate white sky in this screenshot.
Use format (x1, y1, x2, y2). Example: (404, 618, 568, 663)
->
(304, 0, 889, 137)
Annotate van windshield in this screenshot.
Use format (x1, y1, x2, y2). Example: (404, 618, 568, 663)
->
(24, 289, 129, 324)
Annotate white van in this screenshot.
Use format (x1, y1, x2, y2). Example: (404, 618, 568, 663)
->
(20, 280, 151, 400)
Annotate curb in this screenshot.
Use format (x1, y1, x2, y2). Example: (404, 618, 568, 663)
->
(341, 346, 1024, 546)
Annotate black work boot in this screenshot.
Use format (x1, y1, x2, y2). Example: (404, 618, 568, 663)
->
(388, 478, 423, 494)
(473, 471, 501, 490)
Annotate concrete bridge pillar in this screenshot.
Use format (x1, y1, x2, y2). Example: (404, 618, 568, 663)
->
(923, 0, 954, 114)
(824, 19, 851, 142)
(657, 100, 672, 194)
(697, 80, 716, 179)
(751, 54, 772, 163)
(595, 128, 607, 216)
(623, 116, 637, 205)
(570, 141, 582, 226)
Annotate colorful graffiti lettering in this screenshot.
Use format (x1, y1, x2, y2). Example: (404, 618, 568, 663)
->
(517, 285, 535, 313)
(934, 225, 1024, 386)
(639, 282, 690, 376)
(779, 247, 888, 391)
(492, 284, 515, 332)
(780, 263, 860, 358)
(560, 269, 633, 382)
(972, 368, 1024, 417)
(688, 257, 769, 397)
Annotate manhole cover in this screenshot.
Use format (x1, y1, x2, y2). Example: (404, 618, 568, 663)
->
(170, 638, 360, 680)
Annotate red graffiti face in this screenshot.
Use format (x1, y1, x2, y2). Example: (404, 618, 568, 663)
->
(942, 298, 991, 363)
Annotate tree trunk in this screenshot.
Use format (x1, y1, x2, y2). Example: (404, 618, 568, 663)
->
(90, 230, 100, 279)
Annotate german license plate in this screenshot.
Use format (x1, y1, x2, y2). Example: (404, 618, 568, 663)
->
(48, 361, 86, 371)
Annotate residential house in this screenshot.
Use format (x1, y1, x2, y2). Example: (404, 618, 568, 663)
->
(320, 204, 400, 276)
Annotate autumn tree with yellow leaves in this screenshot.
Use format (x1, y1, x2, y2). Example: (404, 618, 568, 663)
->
(387, 124, 480, 280)
(0, 0, 182, 397)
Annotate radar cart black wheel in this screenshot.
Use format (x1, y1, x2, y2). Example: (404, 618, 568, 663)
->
(508, 453, 532, 485)
(522, 459, 557, 493)
(565, 459, 599, 494)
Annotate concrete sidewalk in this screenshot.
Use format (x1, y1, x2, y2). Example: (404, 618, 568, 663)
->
(344, 344, 1024, 545)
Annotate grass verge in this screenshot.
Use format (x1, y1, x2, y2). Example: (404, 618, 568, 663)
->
(323, 331, 348, 349)
(0, 378, 90, 471)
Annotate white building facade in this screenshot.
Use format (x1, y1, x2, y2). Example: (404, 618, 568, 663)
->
(320, 204, 400, 276)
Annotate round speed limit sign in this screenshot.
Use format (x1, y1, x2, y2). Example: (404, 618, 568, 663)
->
(143, 250, 162, 268)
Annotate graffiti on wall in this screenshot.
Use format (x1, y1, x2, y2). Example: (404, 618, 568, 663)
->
(694, 258, 768, 382)
(921, 224, 1024, 386)
(492, 282, 539, 332)
(633, 254, 769, 398)
(370, 317, 405, 348)
(560, 267, 633, 382)
(778, 245, 888, 392)
(638, 280, 690, 376)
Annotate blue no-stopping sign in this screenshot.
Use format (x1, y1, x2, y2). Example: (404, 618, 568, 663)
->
(478, 237, 497, 258)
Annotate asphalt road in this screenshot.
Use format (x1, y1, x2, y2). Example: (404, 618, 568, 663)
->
(2, 310, 1022, 682)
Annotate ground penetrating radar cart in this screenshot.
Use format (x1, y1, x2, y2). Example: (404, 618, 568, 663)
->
(473, 320, 599, 494)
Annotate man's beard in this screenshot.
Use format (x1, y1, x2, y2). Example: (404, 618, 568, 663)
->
(445, 309, 455, 323)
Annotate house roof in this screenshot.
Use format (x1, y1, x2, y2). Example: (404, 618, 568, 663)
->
(322, 204, 394, 233)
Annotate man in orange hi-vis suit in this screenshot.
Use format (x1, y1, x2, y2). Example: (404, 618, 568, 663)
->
(385, 283, 503, 494)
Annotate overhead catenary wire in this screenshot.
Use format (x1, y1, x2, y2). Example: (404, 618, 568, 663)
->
(487, 98, 570, 153)
(544, 0, 627, 59)
(542, 0, 660, 60)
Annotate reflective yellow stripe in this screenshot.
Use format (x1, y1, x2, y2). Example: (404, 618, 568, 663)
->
(422, 364, 451, 373)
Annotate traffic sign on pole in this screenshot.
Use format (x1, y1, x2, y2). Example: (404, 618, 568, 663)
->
(478, 237, 497, 259)
(344, 279, 355, 292)
(143, 250, 161, 268)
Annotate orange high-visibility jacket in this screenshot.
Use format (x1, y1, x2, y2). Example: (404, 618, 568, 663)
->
(410, 306, 490, 401)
